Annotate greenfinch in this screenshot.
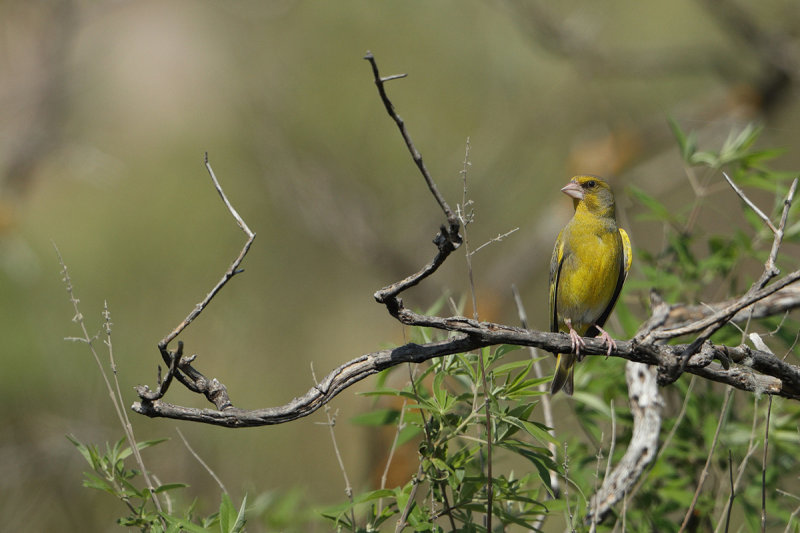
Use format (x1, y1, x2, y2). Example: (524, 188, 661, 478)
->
(549, 176, 632, 395)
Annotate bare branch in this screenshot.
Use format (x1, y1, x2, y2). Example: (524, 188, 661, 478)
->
(158, 154, 256, 349)
(136, 155, 255, 405)
(722, 172, 777, 233)
(587, 363, 662, 524)
(648, 269, 800, 343)
(133, 316, 800, 427)
(363, 51, 460, 234)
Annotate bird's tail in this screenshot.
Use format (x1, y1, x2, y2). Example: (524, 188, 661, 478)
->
(550, 353, 575, 395)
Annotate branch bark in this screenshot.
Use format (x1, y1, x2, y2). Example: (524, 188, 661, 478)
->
(133, 312, 800, 427)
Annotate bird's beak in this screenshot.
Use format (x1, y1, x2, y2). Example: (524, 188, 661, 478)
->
(561, 181, 584, 200)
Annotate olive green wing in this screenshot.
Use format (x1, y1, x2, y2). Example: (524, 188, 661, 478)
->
(549, 228, 567, 333)
(549, 227, 576, 395)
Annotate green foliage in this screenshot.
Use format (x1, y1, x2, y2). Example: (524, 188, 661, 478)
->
(632, 120, 799, 305)
(67, 435, 248, 532)
(327, 328, 556, 531)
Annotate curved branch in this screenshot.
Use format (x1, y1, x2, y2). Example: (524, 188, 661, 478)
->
(132, 315, 800, 427)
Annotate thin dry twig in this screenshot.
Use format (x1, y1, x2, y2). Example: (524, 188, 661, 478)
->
(679, 387, 733, 533)
(57, 246, 164, 517)
(563, 442, 575, 531)
(511, 284, 558, 499)
(159, 154, 256, 349)
(779, 489, 800, 533)
(363, 51, 459, 232)
(456, 137, 494, 530)
(762, 395, 773, 533)
(590, 431, 605, 533)
(604, 400, 617, 483)
(312, 363, 356, 529)
(722, 172, 777, 233)
(713, 395, 762, 533)
(725, 449, 734, 533)
(378, 401, 406, 515)
(470, 228, 519, 256)
(176, 427, 228, 495)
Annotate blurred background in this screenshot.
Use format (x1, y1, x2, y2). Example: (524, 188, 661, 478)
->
(2, 1, 799, 531)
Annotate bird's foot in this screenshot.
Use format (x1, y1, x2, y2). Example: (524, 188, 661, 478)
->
(566, 320, 586, 360)
(594, 325, 617, 358)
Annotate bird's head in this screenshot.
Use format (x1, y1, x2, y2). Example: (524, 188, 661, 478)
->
(561, 175, 616, 218)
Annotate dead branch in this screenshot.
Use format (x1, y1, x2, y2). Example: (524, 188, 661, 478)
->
(587, 363, 662, 524)
(135, 154, 255, 404)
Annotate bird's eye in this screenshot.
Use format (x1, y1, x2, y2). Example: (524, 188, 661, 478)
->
(585, 180, 596, 188)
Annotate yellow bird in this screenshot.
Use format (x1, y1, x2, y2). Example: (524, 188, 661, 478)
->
(549, 176, 632, 395)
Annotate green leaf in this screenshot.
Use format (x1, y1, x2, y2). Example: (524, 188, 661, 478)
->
(161, 514, 210, 533)
(350, 408, 401, 426)
(353, 488, 397, 504)
(154, 483, 188, 494)
(571, 391, 613, 417)
(668, 117, 696, 162)
(628, 185, 680, 225)
(66, 434, 94, 466)
(493, 344, 522, 359)
(218, 493, 236, 533)
(689, 150, 718, 167)
(492, 358, 533, 376)
(118, 438, 169, 461)
(82, 471, 115, 494)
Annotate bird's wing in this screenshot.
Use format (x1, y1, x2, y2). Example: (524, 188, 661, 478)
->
(587, 227, 631, 334)
(549, 229, 567, 333)
(620, 227, 632, 278)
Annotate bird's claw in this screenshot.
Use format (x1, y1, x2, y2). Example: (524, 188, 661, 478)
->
(569, 328, 585, 354)
(566, 320, 586, 361)
(594, 325, 617, 358)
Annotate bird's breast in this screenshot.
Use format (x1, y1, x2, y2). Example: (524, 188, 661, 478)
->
(556, 229, 622, 332)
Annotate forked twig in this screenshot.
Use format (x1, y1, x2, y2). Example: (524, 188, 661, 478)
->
(363, 51, 459, 232)
(136, 154, 255, 405)
(159, 154, 256, 349)
(656, 174, 800, 382)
